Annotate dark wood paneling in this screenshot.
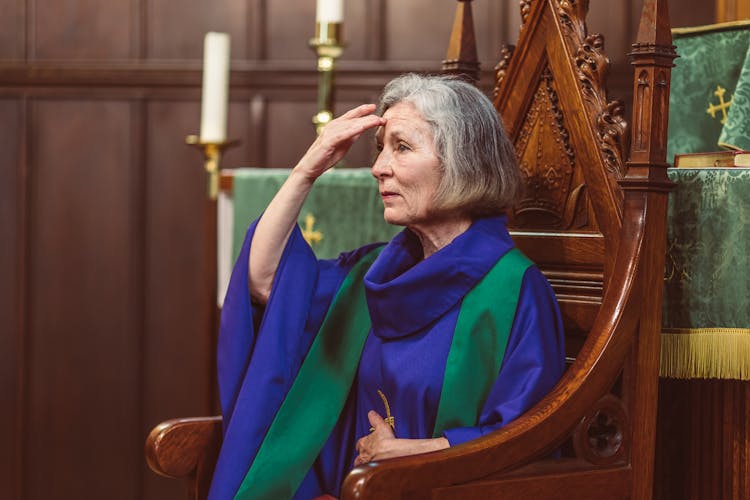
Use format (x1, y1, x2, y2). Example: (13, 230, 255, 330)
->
(655, 379, 750, 500)
(385, 0, 454, 61)
(0, 0, 26, 60)
(143, 100, 213, 414)
(143, 99, 213, 499)
(0, 98, 23, 500)
(267, 98, 318, 167)
(335, 0, 369, 61)
(266, 1, 316, 61)
(26, 99, 140, 500)
(31, 0, 135, 60)
(147, 0, 248, 60)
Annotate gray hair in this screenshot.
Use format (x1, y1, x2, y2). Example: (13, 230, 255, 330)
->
(377, 73, 521, 217)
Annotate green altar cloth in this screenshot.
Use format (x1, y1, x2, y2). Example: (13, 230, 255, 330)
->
(662, 168, 750, 380)
(231, 168, 399, 262)
(667, 21, 750, 164)
(228, 167, 750, 381)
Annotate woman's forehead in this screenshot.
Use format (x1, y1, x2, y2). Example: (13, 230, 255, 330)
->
(379, 102, 432, 139)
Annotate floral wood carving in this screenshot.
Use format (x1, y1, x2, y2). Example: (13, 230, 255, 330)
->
(557, 0, 589, 34)
(558, 4, 628, 181)
(493, 45, 515, 100)
(572, 394, 629, 465)
(597, 100, 628, 179)
(512, 67, 587, 230)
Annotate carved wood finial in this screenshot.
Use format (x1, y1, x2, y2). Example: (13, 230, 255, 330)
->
(625, 0, 677, 181)
(442, 0, 480, 84)
(636, 0, 673, 47)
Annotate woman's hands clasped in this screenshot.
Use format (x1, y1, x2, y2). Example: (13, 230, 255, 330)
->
(294, 104, 386, 181)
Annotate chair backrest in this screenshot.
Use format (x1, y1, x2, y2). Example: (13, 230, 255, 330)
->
(342, 0, 675, 497)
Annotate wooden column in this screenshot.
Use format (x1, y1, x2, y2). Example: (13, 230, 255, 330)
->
(623, 0, 677, 498)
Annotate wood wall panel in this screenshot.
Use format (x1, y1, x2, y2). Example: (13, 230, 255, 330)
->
(26, 99, 140, 500)
(334, 0, 371, 61)
(0, 98, 23, 500)
(0, 0, 26, 60)
(147, 0, 248, 60)
(143, 100, 212, 420)
(266, 98, 318, 167)
(655, 379, 750, 500)
(475, 0, 521, 69)
(266, 0, 316, 61)
(31, 0, 136, 60)
(142, 99, 215, 499)
(386, 0, 454, 61)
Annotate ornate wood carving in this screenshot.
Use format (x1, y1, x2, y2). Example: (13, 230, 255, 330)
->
(574, 36, 628, 179)
(573, 394, 628, 465)
(513, 66, 586, 230)
(493, 44, 515, 99)
(549, 0, 629, 186)
(556, 0, 589, 35)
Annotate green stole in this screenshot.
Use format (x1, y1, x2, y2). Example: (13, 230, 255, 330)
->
(234, 247, 532, 499)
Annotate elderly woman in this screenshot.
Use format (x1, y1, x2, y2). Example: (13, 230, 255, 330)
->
(209, 74, 565, 500)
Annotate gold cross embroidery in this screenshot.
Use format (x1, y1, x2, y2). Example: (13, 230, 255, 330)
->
(301, 213, 323, 245)
(369, 389, 396, 432)
(706, 85, 733, 124)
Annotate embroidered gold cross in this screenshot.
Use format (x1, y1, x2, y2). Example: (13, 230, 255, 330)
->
(301, 213, 323, 245)
(706, 85, 733, 124)
(369, 389, 396, 431)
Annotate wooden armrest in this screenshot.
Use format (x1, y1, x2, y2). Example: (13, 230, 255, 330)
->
(145, 416, 223, 479)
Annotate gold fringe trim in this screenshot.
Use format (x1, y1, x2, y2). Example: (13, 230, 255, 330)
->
(672, 19, 750, 37)
(660, 328, 750, 381)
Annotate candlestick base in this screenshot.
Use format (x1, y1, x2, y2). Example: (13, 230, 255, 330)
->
(309, 21, 345, 135)
(185, 135, 241, 200)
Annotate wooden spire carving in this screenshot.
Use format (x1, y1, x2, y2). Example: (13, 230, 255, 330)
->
(625, 0, 677, 182)
(442, 0, 480, 84)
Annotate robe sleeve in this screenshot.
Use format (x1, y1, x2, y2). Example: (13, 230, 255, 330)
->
(441, 266, 566, 446)
(211, 219, 381, 499)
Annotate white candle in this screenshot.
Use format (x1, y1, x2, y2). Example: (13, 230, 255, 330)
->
(200, 32, 231, 143)
(316, 0, 343, 23)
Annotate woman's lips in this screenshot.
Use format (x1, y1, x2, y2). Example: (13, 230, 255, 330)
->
(380, 191, 398, 199)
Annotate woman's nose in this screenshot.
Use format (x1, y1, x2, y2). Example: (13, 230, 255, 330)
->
(371, 151, 392, 179)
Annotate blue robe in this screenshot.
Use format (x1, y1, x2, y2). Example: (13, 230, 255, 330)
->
(209, 216, 565, 499)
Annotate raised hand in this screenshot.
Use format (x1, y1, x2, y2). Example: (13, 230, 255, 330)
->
(295, 104, 386, 180)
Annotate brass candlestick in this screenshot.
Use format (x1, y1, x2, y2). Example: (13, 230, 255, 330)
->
(309, 22, 345, 134)
(185, 135, 240, 200)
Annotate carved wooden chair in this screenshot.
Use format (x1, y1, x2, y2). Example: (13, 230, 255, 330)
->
(146, 0, 676, 498)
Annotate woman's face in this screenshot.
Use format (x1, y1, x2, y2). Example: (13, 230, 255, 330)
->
(372, 102, 443, 229)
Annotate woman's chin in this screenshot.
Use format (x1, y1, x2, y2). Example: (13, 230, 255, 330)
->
(382, 210, 406, 227)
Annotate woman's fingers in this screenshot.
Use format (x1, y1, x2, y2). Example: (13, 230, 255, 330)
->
(339, 103, 378, 119)
(366, 410, 394, 437)
(295, 104, 385, 179)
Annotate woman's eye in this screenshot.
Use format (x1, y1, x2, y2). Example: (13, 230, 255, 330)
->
(375, 142, 384, 152)
(397, 143, 410, 152)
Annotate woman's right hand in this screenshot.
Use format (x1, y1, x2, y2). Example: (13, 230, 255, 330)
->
(294, 104, 386, 180)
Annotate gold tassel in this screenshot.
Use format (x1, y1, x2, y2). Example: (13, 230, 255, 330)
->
(660, 328, 750, 380)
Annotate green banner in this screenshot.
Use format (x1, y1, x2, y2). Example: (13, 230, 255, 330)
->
(667, 21, 750, 164)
